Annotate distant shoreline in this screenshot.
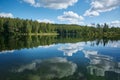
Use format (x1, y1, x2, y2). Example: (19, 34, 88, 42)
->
(0, 17, 120, 36)
(17, 33, 59, 36)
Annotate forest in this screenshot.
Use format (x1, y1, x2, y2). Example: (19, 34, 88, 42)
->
(0, 17, 120, 36)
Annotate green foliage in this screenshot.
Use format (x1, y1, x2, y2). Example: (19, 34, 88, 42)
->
(0, 17, 55, 35)
(0, 17, 120, 36)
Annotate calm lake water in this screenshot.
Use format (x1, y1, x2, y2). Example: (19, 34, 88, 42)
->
(0, 35, 120, 80)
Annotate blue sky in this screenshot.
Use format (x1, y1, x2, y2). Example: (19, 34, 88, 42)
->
(0, 0, 120, 26)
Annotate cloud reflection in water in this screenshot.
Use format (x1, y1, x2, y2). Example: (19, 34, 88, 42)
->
(58, 42, 85, 56)
(83, 50, 120, 76)
(13, 57, 77, 80)
(58, 41, 120, 77)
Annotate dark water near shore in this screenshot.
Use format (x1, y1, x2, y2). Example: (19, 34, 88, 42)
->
(0, 35, 120, 80)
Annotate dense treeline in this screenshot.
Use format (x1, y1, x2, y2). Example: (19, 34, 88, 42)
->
(0, 17, 120, 36)
(0, 17, 55, 35)
(54, 23, 120, 36)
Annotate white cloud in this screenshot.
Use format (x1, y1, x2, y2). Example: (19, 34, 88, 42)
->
(58, 42, 85, 56)
(106, 40, 120, 48)
(0, 12, 13, 18)
(84, 10, 99, 16)
(84, 50, 120, 76)
(110, 20, 120, 27)
(13, 57, 77, 79)
(59, 46, 83, 56)
(37, 19, 54, 23)
(84, 0, 120, 16)
(83, 50, 98, 59)
(23, 0, 35, 5)
(37, 44, 55, 48)
(22, 0, 78, 9)
(58, 11, 84, 24)
(0, 50, 15, 54)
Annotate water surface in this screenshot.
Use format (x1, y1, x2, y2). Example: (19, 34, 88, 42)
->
(0, 36, 120, 80)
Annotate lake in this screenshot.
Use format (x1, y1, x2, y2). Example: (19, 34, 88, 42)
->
(0, 35, 120, 80)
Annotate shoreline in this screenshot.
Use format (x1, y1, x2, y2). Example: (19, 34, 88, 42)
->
(17, 33, 59, 36)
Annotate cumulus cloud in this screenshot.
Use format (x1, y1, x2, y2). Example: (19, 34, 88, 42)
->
(37, 19, 54, 23)
(84, 10, 99, 16)
(110, 20, 120, 27)
(84, 0, 120, 16)
(59, 46, 83, 56)
(22, 0, 78, 9)
(106, 40, 120, 48)
(83, 50, 114, 66)
(84, 50, 120, 76)
(83, 50, 98, 59)
(0, 50, 15, 54)
(58, 11, 84, 24)
(0, 12, 13, 18)
(13, 57, 77, 79)
(23, 0, 35, 5)
(37, 44, 55, 48)
(58, 42, 85, 56)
